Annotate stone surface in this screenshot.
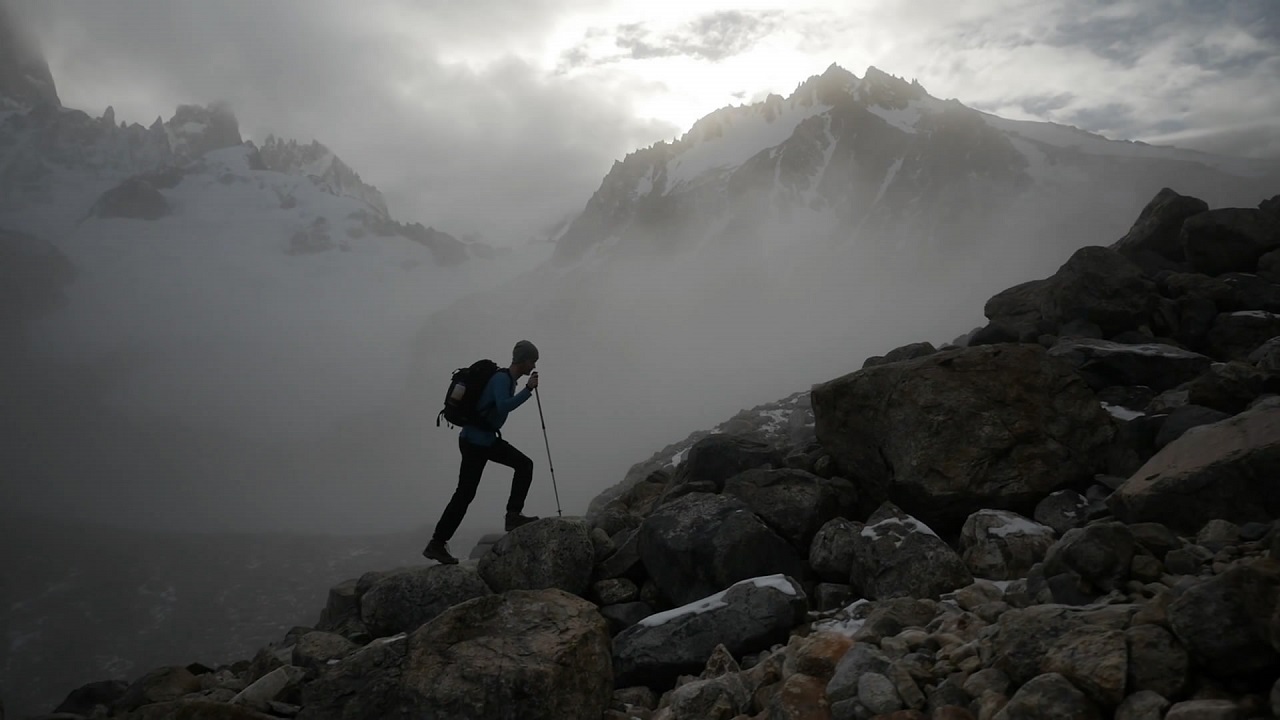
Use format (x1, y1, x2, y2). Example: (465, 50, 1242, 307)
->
(360, 564, 492, 637)
(959, 510, 1056, 580)
(1167, 560, 1280, 676)
(849, 503, 972, 599)
(991, 672, 1101, 720)
(478, 517, 597, 596)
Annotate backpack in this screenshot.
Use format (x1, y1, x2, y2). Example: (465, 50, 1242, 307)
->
(437, 359, 507, 430)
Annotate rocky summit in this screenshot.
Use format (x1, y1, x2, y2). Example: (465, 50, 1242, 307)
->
(23, 187, 1280, 719)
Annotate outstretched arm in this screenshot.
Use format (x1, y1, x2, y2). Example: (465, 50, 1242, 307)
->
(491, 372, 532, 413)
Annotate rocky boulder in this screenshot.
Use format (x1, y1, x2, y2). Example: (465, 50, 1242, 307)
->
(1167, 560, 1280, 677)
(637, 492, 807, 606)
(959, 510, 1056, 580)
(988, 604, 1136, 684)
(994, 672, 1102, 720)
(665, 434, 785, 497)
(1047, 338, 1213, 392)
(809, 517, 860, 582)
(1181, 208, 1280, 276)
(1111, 187, 1208, 262)
(612, 574, 807, 687)
(91, 177, 171, 220)
(1041, 522, 1137, 602)
(1108, 398, 1280, 532)
(478, 517, 595, 596)
(1206, 311, 1280, 361)
(303, 589, 611, 720)
(721, 468, 855, 548)
(359, 564, 491, 638)
(812, 344, 1113, 531)
(849, 503, 972, 599)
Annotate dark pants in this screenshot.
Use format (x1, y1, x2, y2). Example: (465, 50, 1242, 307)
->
(432, 438, 533, 542)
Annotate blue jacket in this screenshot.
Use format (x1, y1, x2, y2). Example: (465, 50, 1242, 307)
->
(460, 369, 532, 447)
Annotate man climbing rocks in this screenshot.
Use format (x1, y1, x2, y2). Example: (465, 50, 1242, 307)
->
(423, 340, 541, 564)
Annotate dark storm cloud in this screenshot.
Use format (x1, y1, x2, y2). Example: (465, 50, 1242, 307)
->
(10, 0, 673, 241)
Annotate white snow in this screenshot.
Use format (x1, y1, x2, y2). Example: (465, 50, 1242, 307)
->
(987, 514, 1052, 538)
(1231, 310, 1280, 320)
(668, 448, 688, 468)
(639, 574, 796, 627)
(811, 598, 871, 637)
(867, 104, 922, 134)
(875, 157, 903, 204)
(1101, 403, 1145, 421)
(665, 101, 831, 190)
(860, 515, 939, 541)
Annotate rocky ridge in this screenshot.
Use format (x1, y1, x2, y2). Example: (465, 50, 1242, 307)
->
(20, 188, 1280, 719)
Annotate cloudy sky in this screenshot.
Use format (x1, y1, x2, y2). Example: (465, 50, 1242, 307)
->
(11, 0, 1280, 243)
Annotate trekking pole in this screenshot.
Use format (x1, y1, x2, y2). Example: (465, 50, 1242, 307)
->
(534, 387, 562, 516)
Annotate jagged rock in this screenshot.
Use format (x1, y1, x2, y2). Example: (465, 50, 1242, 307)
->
(809, 517, 860, 582)
(52, 680, 128, 716)
(812, 344, 1113, 532)
(1040, 627, 1127, 707)
(1220, 273, 1280, 313)
(1033, 489, 1091, 536)
(849, 597, 939, 644)
(637, 492, 806, 606)
(1047, 338, 1213, 392)
(1125, 624, 1190, 699)
(815, 582, 853, 611)
(959, 510, 1056, 580)
(782, 631, 852, 682)
(1184, 360, 1280, 413)
(1206, 311, 1280, 361)
(983, 246, 1157, 338)
(597, 527, 642, 580)
(1109, 398, 1280, 532)
(863, 341, 938, 368)
(721, 468, 855, 548)
(988, 604, 1136, 684)
(1041, 522, 1136, 601)
(826, 643, 892, 703)
(993, 672, 1101, 720)
(612, 574, 806, 687)
(478, 517, 595, 596)
(857, 672, 903, 714)
(359, 564, 492, 637)
(1167, 560, 1280, 676)
(662, 673, 751, 719)
(314, 578, 370, 644)
(291, 632, 358, 676)
(1128, 522, 1182, 561)
(1197, 519, 1243, 550)
(1154, 405, 1230, 448)
(1249, 336, 1280, 371)
(594, 578, 639, 605)
(232, 666, 305, 709)
(1181, 208, 1280, 276)
(113, 666, 202, 713)
(600, 601, 652, 635)
(1116, 691, 1171, 720)
(849, 503, 972, 599)
(91, 177, 170, 220)
(664, 434, 785, 498)
(303, 589, 610, 720)
(1111, 188, 1208, 262)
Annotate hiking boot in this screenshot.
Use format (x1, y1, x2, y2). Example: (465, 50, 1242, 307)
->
(422, 539, 458, 565)
(504, 513, 538, 532)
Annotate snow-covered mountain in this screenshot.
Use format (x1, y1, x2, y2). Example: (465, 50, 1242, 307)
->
(413, 64, 1280, 507)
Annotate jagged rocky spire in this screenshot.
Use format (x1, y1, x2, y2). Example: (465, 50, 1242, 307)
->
(0, 3, 59, 110)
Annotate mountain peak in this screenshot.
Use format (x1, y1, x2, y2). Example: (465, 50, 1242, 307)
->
(0, 3, 59, 111)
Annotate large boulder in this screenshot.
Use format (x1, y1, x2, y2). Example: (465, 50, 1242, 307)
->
(1108, 398, 1280, 533)
(1184, 360, 1280, 414)
(993, 672, 1102, 720)
(612, 574, 807, 687)
(809, 517, 860, 582)
(1205, 311, 1280, 361)
(638, 492, 807, 606)
(812, 344, 1113, 532)
(983, 246, 1156, 338)
(478, 517, 595, 596)
(959, 509, 1056, 580)
(91, 177, 171, 220)
(359, 564, 492, 637)
(1040, 627, 1128, 708)
(1167, 560, 1280, 677)
(721, 468, 855, 548)
(1181, 208, 1280, 276)
(1047, 338, 1214, 392)
(849, 503, 972, 599)
(1111, 188, 1208, 262)
(989, 604, 1137, 684)
(1041, 522, 1137, 602)
(666, 434, 785, 497)
(301, 589, 612, 720)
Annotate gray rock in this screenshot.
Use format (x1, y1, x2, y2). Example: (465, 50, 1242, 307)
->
(992, 672, 1101, 720)
(91, 177, 171, 219)
(959, 509, 1056, 580)
(963, 668, 1011, 698)
(722, 468, 855, 548)
(849, 503, 972, 599)
(1165, 699, 1240, 719)
(360, 564, 492, 637)
(232, 666, 305, 709)
(52, 680, 129, 716)
(1249, 336, 1280, 371)
(291, 632, 358, 676)
(1034, 489, 1091, 536)
(1184, 361, 1280, 415)
(1128, 522, 1181, 561)
(478, 517, 596, 596)
(1196, 519, 1242, 551)
(596, 527, 641, 580)
(989, 604, 1136, 684)
(1155, 405, 1231, 449)
(1168, 560, 1280, 676)
(593, 578, 638, 605)
(113, 666, 202, 713)
(664, 673, 750, 719)
(826, 643, 892, 703)
(815, 583, 854, 611)
(1040, 627, 1127, 707)
(1109, 397, 1280, 532)
(1206, 311, 1280, 361)
(612, 574, 807, 687)
(1181, 207, 1280, 276)
(599, 601, 652, 635)
(1041, 522, 1136, 600)
(812, 344, 1113, 533)
(863, 341, 939, 368)
(1125, 624, 1189, 699)
(665, 433, 784, 498)
(1115, 690, 1171, 720)
(856, 673, 902, 715)
(1111, 187, 1207, 262)
(637, 492, 806, 606)
(1048, 338, 1213, 392)
(810, 517, 860, 582)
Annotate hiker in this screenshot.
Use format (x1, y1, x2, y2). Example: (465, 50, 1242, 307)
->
(423, 340, 541, 564)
